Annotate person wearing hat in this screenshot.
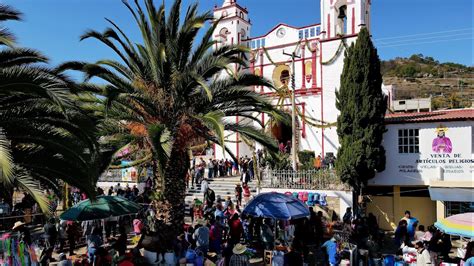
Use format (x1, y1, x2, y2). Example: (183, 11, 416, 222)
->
(12, 221, 32, 246)
(229, 243, 250, 266)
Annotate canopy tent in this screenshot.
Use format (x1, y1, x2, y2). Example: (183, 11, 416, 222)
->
(60, 195, 142, 221)
(242, 192, 309, 220)
(429, 187, 474, 202)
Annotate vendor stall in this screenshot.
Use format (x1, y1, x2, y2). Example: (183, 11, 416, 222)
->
(242, 192, 310, 220)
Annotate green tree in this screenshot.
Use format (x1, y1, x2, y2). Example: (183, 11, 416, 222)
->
(0, 4, 111, 212)
(60, 0, 287, 237)
(336, 28, 387, 202)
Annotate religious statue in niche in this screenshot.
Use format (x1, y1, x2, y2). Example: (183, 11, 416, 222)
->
(432, 125, 452, 153)
(305, 61, 313, 82)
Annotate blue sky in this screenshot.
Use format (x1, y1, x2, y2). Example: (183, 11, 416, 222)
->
(3, 0, 473, 67)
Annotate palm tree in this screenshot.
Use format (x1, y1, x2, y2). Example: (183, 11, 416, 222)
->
(60, 0, 287, 235)
(0, 4, 111, 212)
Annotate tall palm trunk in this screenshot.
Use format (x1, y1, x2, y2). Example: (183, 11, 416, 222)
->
(151, 160, 163, 192)
(163, 135, 189, 236)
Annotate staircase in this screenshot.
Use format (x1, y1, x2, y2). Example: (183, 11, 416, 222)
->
(184, 175, 258, 222)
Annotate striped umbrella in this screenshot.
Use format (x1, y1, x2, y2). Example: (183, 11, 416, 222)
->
(434, 212, 474, 239)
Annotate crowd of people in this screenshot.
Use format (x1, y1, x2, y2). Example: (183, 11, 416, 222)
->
(2, 155, 472, 265)
(188, 156, 256, 189)
(312, 155, 336, 170)
(2, 193, 472, 266)
(391, 210, 469, 265)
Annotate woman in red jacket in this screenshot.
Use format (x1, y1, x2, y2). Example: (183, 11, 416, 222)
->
(228, 213, 243, 245)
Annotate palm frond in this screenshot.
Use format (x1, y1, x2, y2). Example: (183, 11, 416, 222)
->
(0, 128, 13, 182)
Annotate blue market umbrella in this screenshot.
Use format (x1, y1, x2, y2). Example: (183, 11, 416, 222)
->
(242, 192, 310, 220)
(60, 195, 142, 221)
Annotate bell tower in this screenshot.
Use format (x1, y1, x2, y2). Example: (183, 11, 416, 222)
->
(320, 0, 371, 39)
(212, 0, 251, 48)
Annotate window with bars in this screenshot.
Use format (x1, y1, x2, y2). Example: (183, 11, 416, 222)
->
(398, 129, 419, 153)
(445, 201, 474, 217)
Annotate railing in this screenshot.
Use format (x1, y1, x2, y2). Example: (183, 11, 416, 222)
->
(98, 170, 123, 182)
(98, 169, 147, 183)
(0, 213, 46, 233)
(261, 169, 350, 191)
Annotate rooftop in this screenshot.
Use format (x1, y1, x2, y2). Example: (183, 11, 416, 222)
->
(385, 108, 474, 124)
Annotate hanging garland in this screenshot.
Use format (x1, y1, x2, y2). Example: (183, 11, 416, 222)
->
(259, 39, 339, 130)
(263, 38, 347, 66)
(305, 39, 318, 53)
(321, 38, 348, 65)
(264, 96, 336, 130)
(262, 46, 277, 66)
(296, 107, 337, 129)
(262, 40, 303, 67)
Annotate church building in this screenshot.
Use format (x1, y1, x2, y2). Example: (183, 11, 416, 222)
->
(212, 0, 372, 159)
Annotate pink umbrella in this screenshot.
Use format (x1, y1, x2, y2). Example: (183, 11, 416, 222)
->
(434, 212, 474, 239)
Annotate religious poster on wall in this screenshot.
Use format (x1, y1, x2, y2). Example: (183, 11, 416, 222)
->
(398, 124, 473, 179)
(431, 126, 452, 153)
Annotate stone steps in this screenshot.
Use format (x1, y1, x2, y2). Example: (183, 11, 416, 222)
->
(183, 176, 257, 218)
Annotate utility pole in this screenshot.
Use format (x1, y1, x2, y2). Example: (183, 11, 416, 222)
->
(283, 50, 301, 171)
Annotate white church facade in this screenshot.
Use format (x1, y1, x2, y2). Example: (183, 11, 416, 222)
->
(212, 0, 372, 159)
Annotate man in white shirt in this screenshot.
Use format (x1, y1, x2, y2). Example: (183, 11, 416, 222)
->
(201, 178, 209, 194)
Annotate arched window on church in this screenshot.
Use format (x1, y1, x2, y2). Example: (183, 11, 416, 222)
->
(219, 27, 229, 42)
(240, 29, 246, 39)
(240, 11, 244, 19)
(336, 5, 347, 35)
